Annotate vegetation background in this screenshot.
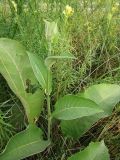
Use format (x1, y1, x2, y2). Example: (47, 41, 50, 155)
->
(0, 0, 120, 159)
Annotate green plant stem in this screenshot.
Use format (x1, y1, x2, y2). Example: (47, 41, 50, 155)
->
(47, 40, 52, 140)
(46, 68, 52, 140)
(47, 93, 51, 140)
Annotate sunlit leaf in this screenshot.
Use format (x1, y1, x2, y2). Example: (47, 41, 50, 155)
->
(0, 38, 44, 123)
(52, 95, 103, 120)
(78, 84, 120, 114)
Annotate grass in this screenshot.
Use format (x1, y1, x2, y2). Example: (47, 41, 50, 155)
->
(0, 101, 14, 151)
(0, 0, 120, 159)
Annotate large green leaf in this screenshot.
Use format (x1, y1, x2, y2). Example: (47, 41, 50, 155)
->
(52, 95, 103, 120)
(67, 141, 110, 160)
(79, 84, 120, 114)
(61, 84, 120, 139)
(27, 52, 52, 95)
(61, 114, 104, 139)
(0, 38, 44, 123)
(0, 124, 50, 160)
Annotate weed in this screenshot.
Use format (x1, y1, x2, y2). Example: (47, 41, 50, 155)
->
(0, 0, 120, 159)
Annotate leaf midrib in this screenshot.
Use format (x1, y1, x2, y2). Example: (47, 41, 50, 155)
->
(34, 63, 47, 88)
(0, 45, 26, 97)
(0, 56, 19, 93)
(28, 52, 47, 89)
(1, 139, 50, 158)
(53, 106, 103, 116)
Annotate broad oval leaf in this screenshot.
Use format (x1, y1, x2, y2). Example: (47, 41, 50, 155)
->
(67, 141, 110, 160)
(0, 38, 44, 123)
(0, 124, 50, 160)
(27, 52, 52, 95)
(61, 84, 120, 139)
(52, 95, 103, 120)
(61, 113, 105, 139)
